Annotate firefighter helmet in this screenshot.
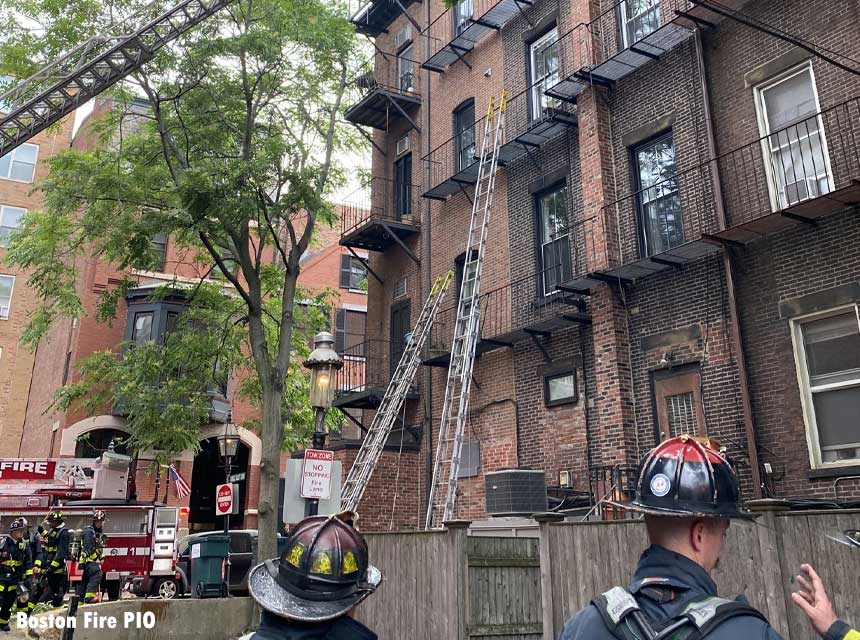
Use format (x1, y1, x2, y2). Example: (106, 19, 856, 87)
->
(9, 518, 27, 532)
(92, 510, 106, 521)
(248, 512, 382, 622)
(45, 510, 64, 524)
(609, 435, 754, 520)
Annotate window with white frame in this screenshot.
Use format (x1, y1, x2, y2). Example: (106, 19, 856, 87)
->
(529, 28, 560, 122)
(398, 44, 414, 93)
(454, 0, 473, 36)
(0, 275, 14, 319)
(0, 143, 38, 182)
(619, 0, 661, 49)
(755, 64, 831, 211)
(0, 205, 25, 247)
(793, 307, 860, 466)
(537, 184, 571, 296)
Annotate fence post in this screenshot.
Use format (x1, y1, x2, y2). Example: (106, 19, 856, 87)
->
(535, 512, 565, 640)
(445, 519, 471, 639)
(746, 499, 792, 639)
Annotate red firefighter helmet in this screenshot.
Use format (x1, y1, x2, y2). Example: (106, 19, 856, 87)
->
(609, 435, 754, 520)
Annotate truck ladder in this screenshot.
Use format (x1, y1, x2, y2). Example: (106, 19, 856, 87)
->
(340, 271, 454, 513)
(0, 0, 234, 157)
(424, 92, 507, 530)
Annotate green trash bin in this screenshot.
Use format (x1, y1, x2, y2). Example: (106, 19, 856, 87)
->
(190, 534, 229, 598)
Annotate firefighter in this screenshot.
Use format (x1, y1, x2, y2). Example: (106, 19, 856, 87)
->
(38, 511, 70, 608)
(0, 518, 31, 631)
(15, 518, 39, 619)
(76, 510, 106, 604)
(559, 435, 785, 640)
(247, 512, 381, 639)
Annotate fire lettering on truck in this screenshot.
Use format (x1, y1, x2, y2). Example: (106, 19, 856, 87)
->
(0, 460, 53, 479)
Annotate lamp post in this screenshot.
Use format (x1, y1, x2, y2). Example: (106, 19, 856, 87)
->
(303, 331, 343, 516)
(217, 416, 239, 595)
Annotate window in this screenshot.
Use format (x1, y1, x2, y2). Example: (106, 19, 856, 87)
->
(454, 0, 473, 36)
(755, 65, 831, 210)
(652, 368, 706, 439)
(529, 28, 560, 122)
(339, 254, 367, 290)
(537, 184, 571, 296)
(0, 275, 13, 319)
(150, 233, 168, 272)
(0, 143, 38, 182)
(131, 312, 154, 346)
(454, 100, 476, 172)
(793, 308, 860, 466)
(394, 154, 412, 219)
(619, 0, 661, 49)
(455, 250, 478, 305)
(0, 205, 25, 247)
(544, 370, 578, 407)
(634, 132, 683, 257)
(229, 533, 252, 554)
(398, 44, 414, 93)
(334, 309, 367, 355)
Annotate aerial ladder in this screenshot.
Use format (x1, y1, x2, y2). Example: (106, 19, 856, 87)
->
(0, 0, 234, 157)
(425, 92, 507, 530)
(341, 271, 453, 512)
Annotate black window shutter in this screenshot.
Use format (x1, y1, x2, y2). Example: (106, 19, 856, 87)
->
(339, 254, 351, 288)
(334, 308, 346, 352)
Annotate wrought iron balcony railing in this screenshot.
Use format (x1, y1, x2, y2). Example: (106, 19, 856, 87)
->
(335, 339, 419, 408)
(422, 78, 576, 200)
(561, 95, 860, 292)
(425, 264, 588, 365)
(422, 0, 533, 73)
(344, 59, 422, 132)
(340, 176, 421, 254)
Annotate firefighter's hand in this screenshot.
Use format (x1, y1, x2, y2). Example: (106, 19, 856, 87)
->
(791, 564, 838, 637)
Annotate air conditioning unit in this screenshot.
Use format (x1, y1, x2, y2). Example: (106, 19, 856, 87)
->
(0, 306, 8, 319)
(393, 277, 408, 299)
(396, 135, 409, 155)
(485, 469, 548, 517)
(395, 26, 412, 48)
(783, 176, 821, 207)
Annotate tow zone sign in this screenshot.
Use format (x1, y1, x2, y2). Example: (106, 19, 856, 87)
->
(300, 449, 334, 500)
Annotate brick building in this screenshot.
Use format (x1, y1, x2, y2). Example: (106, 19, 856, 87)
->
(342, 0, 860, 528)
(0, 106, 74, 458)
(17, 97, 371, 533)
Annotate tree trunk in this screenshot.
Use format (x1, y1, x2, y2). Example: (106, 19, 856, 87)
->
(256, 373, 284, 561)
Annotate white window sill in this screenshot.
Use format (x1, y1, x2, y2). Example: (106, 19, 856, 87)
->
(0, 176, 34, 184)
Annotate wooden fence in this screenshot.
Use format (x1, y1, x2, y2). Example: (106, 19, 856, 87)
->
(355, 508, 860, 640)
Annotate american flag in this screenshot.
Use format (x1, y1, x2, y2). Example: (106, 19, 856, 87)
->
(169, 464, 191, 499)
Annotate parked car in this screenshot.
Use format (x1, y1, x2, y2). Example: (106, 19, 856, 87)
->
(166, 529, 286, 598)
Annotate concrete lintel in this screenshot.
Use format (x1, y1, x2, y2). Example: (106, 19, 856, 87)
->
(640, 323, 702, 352)
(621, 112, 676, 148)
(744, 46, 812, 88)
(778, 282, 860, 319)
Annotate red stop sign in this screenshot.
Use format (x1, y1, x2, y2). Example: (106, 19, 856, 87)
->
(215, 483, 233, 516)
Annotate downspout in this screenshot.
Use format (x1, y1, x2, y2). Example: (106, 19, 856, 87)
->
(694, 29, 763, 498)
(421, 0, 434, 522)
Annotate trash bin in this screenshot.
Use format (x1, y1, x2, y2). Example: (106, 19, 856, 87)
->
(190, 534, 229, 598)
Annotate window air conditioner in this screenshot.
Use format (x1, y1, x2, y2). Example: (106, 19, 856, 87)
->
(0, 306, 8, 319)
(396, 136, 409, 156)
(783, 177, 821, 207)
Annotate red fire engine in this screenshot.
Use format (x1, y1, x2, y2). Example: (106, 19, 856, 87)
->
(0, 457, 180, 600)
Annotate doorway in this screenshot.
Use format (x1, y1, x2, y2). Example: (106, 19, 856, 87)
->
(188, 436, 249, 532)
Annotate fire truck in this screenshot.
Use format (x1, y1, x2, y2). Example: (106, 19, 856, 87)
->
(0, 456, 180, 600)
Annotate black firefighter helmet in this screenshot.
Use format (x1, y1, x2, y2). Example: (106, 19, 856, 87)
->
(248, 512, 382, 622)
(609, 435, 754, 520)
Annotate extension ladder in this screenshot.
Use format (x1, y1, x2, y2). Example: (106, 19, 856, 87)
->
(424, 92, 507, 530)
(341, 271, 454, 512)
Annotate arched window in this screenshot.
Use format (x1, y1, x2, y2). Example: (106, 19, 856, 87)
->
(75, 429, 129, 458)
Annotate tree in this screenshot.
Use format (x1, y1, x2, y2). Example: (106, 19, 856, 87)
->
(1, 0, 367, 558)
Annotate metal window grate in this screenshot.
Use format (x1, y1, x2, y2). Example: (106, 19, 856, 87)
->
(666, 391, 696, 437)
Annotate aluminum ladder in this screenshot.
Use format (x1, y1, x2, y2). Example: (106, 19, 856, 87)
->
(340, 270, 454, 512)
(0, 0, 234, 156)
(424, 92, 507, 530)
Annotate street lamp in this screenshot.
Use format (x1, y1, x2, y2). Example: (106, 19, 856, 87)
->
(217, 415, 239, 595)
(303, 331, 343, 515)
